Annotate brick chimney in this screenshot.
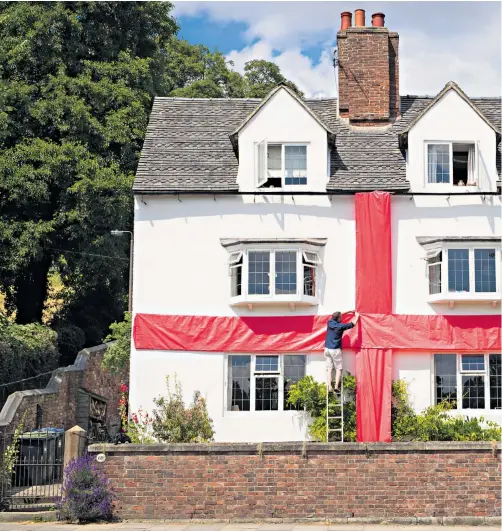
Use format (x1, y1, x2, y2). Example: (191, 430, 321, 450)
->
(337, 10, 399, 125)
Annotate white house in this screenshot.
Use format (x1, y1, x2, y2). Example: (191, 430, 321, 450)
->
(129, 10, 501, 442)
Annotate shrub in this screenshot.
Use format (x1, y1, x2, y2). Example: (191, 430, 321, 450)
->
(102, 312, 131, 373)
(288, 373, 502, 442)
(151, 375, 214, 443)
(0, 315, 59, 387)
(57, 454, 115, 523)
(118, 383, 155, 444)
(287, 373, 356, 441)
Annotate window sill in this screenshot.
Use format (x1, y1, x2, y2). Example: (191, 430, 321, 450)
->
(420, 185, 485, 193)
(428, 292, 500, 308)
(224, 410, 304, 416)
(230, 294, 318, 309)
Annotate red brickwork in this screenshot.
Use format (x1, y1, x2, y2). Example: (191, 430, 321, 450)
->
(338, 28, 399, 124)
(0, 344, 127, 433)
(89, 442, 501, 520)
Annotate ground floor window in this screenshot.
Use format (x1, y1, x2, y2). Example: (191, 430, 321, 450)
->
(434, 353, 501, 410)
(227, 354, 306, 412)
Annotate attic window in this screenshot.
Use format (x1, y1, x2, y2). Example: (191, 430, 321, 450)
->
(427, 143, 476, 186)
(255, 141, 308, 188)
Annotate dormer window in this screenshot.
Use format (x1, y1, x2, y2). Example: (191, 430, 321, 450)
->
(426, 142, 476, 186)
(256, 141, 308, 189)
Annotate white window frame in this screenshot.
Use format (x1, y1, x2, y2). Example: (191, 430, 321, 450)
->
(227, 245, 320, 306)
(434, 353, 501, 412)
(426, 243, 500, 303)
(255, 142, 309, 190)
(225, 354, 307, 414)
(424, 141, 478, 187)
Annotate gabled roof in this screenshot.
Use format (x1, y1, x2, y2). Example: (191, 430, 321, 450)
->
(133, 85, 501, 195)
(230, 84, 335, 138)
(398, 81, 501, 148)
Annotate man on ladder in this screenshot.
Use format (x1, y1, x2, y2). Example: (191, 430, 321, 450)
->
(324, 311, 360, 393)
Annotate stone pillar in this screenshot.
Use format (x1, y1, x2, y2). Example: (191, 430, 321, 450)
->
(63, 425, 86, 470)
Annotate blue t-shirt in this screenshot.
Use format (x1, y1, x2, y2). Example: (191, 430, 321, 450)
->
(325, 319, 354, 349)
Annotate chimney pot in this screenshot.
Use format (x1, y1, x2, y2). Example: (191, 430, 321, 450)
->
(372, 12, 385, 27)
(354, 9, 365, 27)
(340, 11, 352, 31)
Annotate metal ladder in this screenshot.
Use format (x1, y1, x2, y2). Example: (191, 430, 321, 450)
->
(326, 373, 344, 442)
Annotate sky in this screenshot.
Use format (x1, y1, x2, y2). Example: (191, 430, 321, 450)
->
(173, 1, 501, 98)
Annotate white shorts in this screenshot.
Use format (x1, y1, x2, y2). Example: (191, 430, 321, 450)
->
(324, 348, 343, 370)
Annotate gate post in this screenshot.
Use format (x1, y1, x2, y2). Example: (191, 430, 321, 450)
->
(63, 426, 86, 470)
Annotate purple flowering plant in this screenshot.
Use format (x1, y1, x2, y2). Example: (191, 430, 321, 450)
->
(57, 453, 115, 523)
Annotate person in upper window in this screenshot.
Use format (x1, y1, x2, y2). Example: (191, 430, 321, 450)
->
(325, 311, 359, 393)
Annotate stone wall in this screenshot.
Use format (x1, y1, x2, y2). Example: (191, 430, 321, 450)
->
(88, 442, 501, 521)
(0, 344, 127, 433)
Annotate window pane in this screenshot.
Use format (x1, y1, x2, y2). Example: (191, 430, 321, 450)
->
(267, 145, 281, 170)
(284, 355, 306, 410)
(428, 252, 442, 295)
(434, 354, 457, 407)
(461, 354, 485, 372)
(228, 356, 250, 411)
(448, 249, 470, 292)
(428, 144, 450, 184)
(255, 356, 279, 372)
(230, 264, 242, 297)
(303, 265, 316, 296)
(474, 249, 496, 293)
(275, 251, 297, 294)
(285, 145, 307, 185)
(255, 377, 279, 410)
(248, 251, 270, 295)
(462, 375, 485, 409)
(489, 354, 501, 410)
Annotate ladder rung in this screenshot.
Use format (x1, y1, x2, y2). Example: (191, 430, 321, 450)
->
(327, 416, 342, 420)
(328, 428, 342, 432)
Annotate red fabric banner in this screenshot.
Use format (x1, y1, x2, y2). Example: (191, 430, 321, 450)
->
(133, 312, 501, 352)
(354, 191, 393, 443)
(356, 349, 392, 442)
(355, 192, 392, 314)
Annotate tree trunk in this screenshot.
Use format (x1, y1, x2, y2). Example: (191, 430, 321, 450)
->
(14, 257, 52, 324)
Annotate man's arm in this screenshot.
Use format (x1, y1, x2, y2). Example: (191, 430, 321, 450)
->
(351, 312, 360, 325)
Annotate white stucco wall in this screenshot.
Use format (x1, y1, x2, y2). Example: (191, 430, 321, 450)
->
(236, 88, 329, 192)
(129, 349, 501, 442)
(406, 89, 498, 192)
(130, 192, 501, 441)
(392, 195, 501, 315)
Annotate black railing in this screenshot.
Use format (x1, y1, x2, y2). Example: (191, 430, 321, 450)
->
(0, 426, 65, 511)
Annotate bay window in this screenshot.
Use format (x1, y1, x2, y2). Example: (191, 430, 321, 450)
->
(226, 244, 322, 306)
(423, 243, 500, 303)
(227, 355, 306, 412)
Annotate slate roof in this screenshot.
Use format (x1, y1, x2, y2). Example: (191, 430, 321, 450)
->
(133, 90, 501, 194)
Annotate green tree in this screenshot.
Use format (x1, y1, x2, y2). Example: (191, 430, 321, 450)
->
(0, 1, 300, 355)
(243, 59, 303, 98)
(102, 311, 131, 373)
(0, 2, 178, 342)
(164, 39, 302, 99)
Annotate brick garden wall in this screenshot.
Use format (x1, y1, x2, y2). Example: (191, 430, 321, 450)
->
(0, 344, 127, 433)
(88, 442, 501, 521)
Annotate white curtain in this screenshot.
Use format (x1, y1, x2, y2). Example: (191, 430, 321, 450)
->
(467, 144, 476, 185)
(428, 145, 438, 183)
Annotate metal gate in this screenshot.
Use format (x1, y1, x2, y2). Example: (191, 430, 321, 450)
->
(0, 427, 65, 511)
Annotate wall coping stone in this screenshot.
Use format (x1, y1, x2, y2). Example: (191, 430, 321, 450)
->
(0, 343, 110, 428)
(88, 440, 500, 453)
